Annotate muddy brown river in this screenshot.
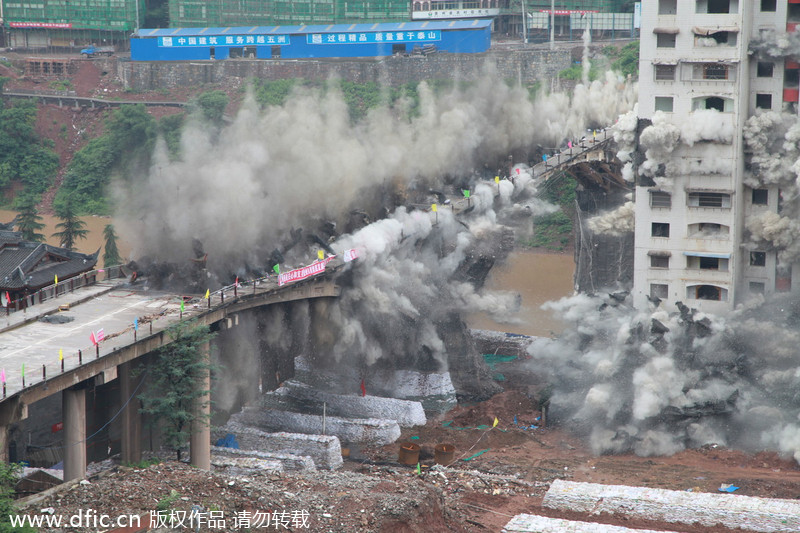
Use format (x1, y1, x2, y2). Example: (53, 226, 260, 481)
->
(467, 249, 575, 337)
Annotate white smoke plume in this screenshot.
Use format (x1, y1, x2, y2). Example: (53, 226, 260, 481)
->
(750, 28, 800, 59)
(679, 108, 734, 146)
(588, 201, 635, 236)
(528, 291, 800, 461)
(582, 30, 592, 86)
(638, 111, 680, 179)
(118, 68, 636, 271)
(116, 67, 636, 402)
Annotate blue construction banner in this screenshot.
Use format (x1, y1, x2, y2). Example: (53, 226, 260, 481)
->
(158, 34, 290, 47)
(307, 30, 441, 45)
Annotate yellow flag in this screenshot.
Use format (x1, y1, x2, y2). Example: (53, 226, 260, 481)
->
(318, 250, 324, 260)
(431, 203, 438, 212)
(492, 417, 498, 428)
(54, 274, 58, 285)
(204, 289, 210, 299)
(59, 349, 63, 361)
(494, 176, 500, 184)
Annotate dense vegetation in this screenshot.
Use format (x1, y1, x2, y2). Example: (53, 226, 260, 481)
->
(558, 40, 639, 81)
(524, 171, 578, 251)
(0, 77, 60, 204)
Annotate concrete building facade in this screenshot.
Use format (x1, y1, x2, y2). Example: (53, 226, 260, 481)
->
(633, 0, 800, 313)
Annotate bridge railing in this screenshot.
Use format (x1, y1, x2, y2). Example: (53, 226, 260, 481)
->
(0, 265, 338, 400)
(4, 264, 128, 315)
(532, 128, 612, 179)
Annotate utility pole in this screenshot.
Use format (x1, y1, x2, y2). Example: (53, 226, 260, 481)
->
(134, 0, 140, 32)
(521, 0, 527, 44)
(549, 0, 555, 50)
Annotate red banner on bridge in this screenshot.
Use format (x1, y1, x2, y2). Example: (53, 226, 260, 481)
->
(278, 257, 334, 286)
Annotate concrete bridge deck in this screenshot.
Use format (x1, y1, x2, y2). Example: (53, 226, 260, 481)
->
(0, 271, 340, 406)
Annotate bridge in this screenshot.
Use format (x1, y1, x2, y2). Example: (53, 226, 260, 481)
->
(0, 265, 341, 480)
(532, 128, 614, 181)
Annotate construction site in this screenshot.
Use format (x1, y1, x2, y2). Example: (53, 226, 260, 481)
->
(3, 11, 800, 532)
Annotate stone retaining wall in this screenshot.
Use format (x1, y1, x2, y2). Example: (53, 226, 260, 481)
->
(118, 49, 571, 91)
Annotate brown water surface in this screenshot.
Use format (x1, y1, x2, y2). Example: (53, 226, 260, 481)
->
(0, 209, 131, 262)
(467, 249, 575, 337)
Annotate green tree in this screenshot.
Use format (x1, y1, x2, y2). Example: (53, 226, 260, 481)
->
(14, 195, 45, 243)
(0, 462, 37, 532)
(52, 198, 88, 250)
(0, 99, 59, 196)
(604, 41, 640, 78)
(138, 320, 216, 461)
(102, 224, 121, 266)
(55, 104, 157, 214)
(192, 90, 229, 125)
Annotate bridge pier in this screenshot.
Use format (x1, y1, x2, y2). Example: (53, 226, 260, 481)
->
(63, 385, 87, 481)
(119, 361, 142, 465)
(189, 342, 211, 470)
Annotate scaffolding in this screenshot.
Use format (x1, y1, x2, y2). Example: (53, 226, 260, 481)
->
(167, 0, 410, 27)
(3, 0, 140, 50)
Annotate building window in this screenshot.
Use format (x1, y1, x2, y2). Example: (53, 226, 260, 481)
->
(699, 257, 720, 269)
(786, 68, 800, 86)
(750, 251, 766, 266)
(757, 62, 774, 77)
(654, 96, 674, 112)
(752, 188, 768, 205)
(688, 222, 729, 238)
(692, 96, 734, 112)
(696, 31, 737, 47)
(761, 0, 776, 11)
(650, 255, 670, 268)
(749, 281, 766, 294)
(701, 63, 729, 80)
(657, 33, 677, 48)
(650, 283, 669, 299)
(659, 0, 677, 14)
(687, 192, 731, 208)
(655, 64, 676, 81)
(652, 222, 670, 237)
(699, 0, 731, 14)
(705, 97, 725, 111)
(650, 191, 671, 208)
(756, 93, 773, 110)
(695, 285, 723, 300)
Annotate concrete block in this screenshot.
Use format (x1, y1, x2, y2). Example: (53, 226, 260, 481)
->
(503, 514, 680, 533)
(210, 453, 284, 476)
(294, 356, 456, 413)
(232, 406, 401, 446)
(212, 446, 313, 472)
(543, 480, 800, 533)
(277, 380, 427, 427)
(215, 422, 343, 470)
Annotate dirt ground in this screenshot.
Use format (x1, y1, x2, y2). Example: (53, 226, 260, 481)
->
(19, 378, 800, 532)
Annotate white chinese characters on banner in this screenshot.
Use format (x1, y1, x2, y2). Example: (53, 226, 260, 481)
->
(343, 249, 359, 263)
(278, 257, 334, 286)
